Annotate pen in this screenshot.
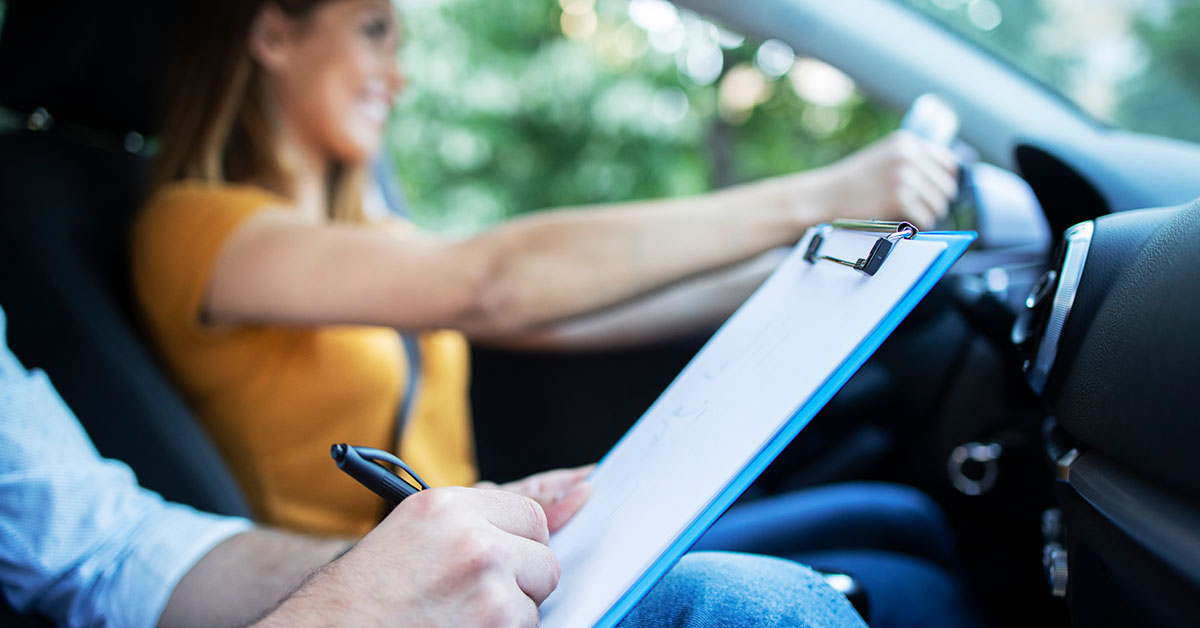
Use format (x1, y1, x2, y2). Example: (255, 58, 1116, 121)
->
(331, 444, 430, 506)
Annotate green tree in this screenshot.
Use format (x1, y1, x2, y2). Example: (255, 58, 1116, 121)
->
(387, 0, 895, 233)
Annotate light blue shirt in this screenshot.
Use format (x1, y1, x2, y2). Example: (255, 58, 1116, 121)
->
(0, 306, 252, 627)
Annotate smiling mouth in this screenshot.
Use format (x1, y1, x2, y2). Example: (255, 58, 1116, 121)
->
(357, 99, 391, 126)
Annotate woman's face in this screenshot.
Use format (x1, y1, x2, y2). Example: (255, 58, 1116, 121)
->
(255, 0, 404, 166)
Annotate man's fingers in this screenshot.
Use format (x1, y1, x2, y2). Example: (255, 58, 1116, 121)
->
(510, 588, 541, 628)
(517, 593, 541, 628)
(504, 465, 596, 504)
(474, 576, 542, 628)
(509, 536, 562, 606)
(534, 466, 595, 500)
(470, 489, 552, 545)
(563, 464, 596, 482)
(545, 481, 592, 533)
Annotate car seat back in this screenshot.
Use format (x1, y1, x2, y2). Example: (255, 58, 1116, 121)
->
(0, 130, 252, 518)
(1, 0, 247, 512)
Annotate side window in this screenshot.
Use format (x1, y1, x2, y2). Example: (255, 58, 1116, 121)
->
(387, 0, 898, 233)
(901, 0, 1200, 145)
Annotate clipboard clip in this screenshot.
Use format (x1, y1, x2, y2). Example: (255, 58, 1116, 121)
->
(803, 219, 919, 276)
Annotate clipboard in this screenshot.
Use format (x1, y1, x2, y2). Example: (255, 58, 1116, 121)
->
(540, 221, 976, 628)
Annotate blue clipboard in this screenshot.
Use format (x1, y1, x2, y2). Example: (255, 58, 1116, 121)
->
(542, 223, 976, 628)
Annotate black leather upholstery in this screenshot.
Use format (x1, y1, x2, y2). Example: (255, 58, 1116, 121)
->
(1, 3, 248, 623)
(0, 131, 251, 517)
(1053, 200, 1200, 498)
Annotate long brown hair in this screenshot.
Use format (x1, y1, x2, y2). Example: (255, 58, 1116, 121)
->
(151, 0, 366, 222)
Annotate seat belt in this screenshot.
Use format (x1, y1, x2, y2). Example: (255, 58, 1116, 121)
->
(396, 334, 422, 436)
(374, 156, 425, 465)
(380, 334, 422, 521)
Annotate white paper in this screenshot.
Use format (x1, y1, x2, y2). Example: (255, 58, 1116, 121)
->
(539, 228, 948, 628)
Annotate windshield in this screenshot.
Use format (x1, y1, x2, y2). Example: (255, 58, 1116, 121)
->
(899, 0, 1200, 145)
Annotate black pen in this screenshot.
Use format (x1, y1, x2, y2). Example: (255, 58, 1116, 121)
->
(331, 444, 430, 506)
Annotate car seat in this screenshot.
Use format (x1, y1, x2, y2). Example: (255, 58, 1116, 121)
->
(0, 130, 251, 518)
(0, 3, 250, 622)
(0, 1, 250, 515)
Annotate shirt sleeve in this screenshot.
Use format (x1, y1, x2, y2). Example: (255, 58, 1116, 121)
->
(0, 307, 252, 628)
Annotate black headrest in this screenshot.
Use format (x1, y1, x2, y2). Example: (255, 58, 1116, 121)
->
(1054, 200, 1200, 498)
(0, 0, 188, 134)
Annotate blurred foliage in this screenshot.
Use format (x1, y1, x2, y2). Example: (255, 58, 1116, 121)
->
(386, 0, 897, 233)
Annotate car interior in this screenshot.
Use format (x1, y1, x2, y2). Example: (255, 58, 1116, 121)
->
(1, 0, 1197, 626)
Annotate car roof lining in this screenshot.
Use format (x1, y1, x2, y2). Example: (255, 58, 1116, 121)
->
(0, 0, 190, 135)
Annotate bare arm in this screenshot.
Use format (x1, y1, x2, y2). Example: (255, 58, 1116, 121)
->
(157, 528, 350, 628)
(472, 248, 789, 351)
(208, 175, 811, 335)
(467, 130, 959, 349)
(207, 131, 956, 336)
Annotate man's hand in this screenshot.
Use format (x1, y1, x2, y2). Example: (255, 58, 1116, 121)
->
(804, 130, 960, 229)
(477, 465, 594, 533)
(255, 487, 560, 628)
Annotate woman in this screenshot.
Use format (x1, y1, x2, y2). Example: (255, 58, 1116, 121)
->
(132, 0, 958, 537)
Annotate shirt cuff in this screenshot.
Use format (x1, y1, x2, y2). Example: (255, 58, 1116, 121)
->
(112, 507, 253, 628)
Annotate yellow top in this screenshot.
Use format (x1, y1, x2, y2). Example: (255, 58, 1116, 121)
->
(131, 181, 477, 537)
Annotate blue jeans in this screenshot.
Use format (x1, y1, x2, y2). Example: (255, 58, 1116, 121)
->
(619, 551, 867, 628)
(694, 482, 956, 565)
(692, 482, 987, 628)
(790, 550, 985, 628)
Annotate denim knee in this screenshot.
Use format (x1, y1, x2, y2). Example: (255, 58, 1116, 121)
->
(618, 551, 867, 628)
(695, 482, 957, 568)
